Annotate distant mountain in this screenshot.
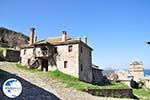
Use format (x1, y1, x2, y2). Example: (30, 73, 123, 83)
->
(0, 27, 29, 48)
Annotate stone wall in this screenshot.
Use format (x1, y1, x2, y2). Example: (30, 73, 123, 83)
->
(84, 89, 135, 98)
(20, 48, 34, 66)
(79, 44, 93, 83)
(141, 78, 150, 89)
(5, 49, 20, 62)
(144, 79, 150, 88)
(49, 44, 79, 78)
(92, 68, 103, 84)
(129, 61, 144, 82)
(1, 49, 20, 62)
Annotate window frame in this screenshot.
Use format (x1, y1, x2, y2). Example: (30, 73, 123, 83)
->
(68, 45, 73, 52)
(64, 61, 68, 68)
(24, 49, 26, 55)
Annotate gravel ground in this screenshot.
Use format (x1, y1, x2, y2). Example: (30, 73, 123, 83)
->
(0, 62, 134, 100)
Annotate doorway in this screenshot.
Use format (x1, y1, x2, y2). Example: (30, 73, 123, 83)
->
(41, 59, 48, 71)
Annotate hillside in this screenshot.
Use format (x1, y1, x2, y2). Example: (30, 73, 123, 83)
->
(0, 62, 131, 100)
(0, 27, 29, 48)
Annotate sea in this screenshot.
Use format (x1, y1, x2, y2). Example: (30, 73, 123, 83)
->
(144, 69, 150, 77)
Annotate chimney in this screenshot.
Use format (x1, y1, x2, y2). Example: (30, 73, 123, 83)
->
(62, 31, 67, 42)
(84, 36, 87, 44)
(78, 37, 81, 41)
(34, 36, 37, 43)
(29, 28, 35, 44)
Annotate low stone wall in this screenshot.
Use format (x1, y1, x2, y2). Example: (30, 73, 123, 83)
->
(84, 88, 134, 98)
(4, 49, 20, 62)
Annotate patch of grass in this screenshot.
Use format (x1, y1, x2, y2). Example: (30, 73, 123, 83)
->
(15, 64, 128, 91)
(48, 70, 129, 90)
(10, 63, 150, 99)
(133, 88, 150, 100)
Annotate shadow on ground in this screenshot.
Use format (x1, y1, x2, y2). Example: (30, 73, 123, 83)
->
(0, 69, 60, 100)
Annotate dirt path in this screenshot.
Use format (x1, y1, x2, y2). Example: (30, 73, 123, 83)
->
(0, 62, 133, 100)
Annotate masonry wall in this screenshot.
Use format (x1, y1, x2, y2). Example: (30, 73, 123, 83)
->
(5, 49, 20, 62)
(20, 48, 34, 66)
(48, 44, 79, 78)
(92, 68, 103, 84)
(130, 71, 144, 82)
(129, 64, 144, 82)
(144, 79, 150, 88)
(79, 44, 93, 83)
(20, 43, 93, 83)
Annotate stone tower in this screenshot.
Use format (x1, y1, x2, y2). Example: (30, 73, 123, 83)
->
(129, 61, 144, 82)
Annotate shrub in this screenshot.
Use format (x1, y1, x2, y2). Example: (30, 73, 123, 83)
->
(130, 79, 139, 89)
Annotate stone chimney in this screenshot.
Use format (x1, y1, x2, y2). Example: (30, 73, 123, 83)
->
(62, 31, 67, 42)
(84, 36, 87, 44)
(34, 36, 37, 43)
(78, 37, 81, 41)
(29, 28, 35, 44)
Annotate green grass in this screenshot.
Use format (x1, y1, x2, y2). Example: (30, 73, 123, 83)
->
(16, 64, 128, 91)
(133, 88, 150, 100)
(15, 63, 150, 99)
(48, 70, 129, 90)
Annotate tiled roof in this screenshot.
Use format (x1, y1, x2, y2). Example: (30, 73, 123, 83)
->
(45, 36, 72, 43)
(21, 36, 93, 50)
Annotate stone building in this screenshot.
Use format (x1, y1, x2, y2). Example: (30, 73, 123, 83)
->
(116, 61, 144, 86)
(0, 48, 20, 62)
(4, 49, 20, 62)
(129, 61, 144, 82)
(92, 64, 103, 84)
(20, 28, 103, 83)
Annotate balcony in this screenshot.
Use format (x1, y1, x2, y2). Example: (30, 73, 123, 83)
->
(34, 50, 52, 58)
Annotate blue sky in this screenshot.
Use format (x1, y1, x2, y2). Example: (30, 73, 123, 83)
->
(1, 0, 150, 69)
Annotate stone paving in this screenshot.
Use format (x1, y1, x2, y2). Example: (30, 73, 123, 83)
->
(0, 62, 134, 100)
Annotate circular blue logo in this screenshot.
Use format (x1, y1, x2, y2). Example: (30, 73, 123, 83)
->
(2, 78, 22, 98)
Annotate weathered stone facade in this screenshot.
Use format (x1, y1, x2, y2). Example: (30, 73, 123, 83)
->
(92, 65, 103, 84)
(129, 61, 144, 82)
(117, 61, 146, 87)
(20, 28, 102, 83)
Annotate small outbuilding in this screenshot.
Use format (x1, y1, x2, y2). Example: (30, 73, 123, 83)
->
(0, 48, 20, 62)
(92, 64, 104, 85)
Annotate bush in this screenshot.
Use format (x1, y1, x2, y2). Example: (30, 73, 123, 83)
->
(130, 79, 139, 89)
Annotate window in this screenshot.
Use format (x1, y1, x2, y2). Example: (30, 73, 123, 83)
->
(24, 49, 26, 55)
(80, 64, 83, 71)
(68, 45, 73, 52)
(80, 46, 83, 53)
(64, 61, 68, 68)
